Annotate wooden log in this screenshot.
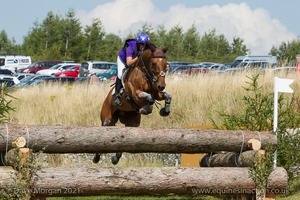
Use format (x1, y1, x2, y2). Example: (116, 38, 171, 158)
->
(5, 148, 32, 169)
(200, 151, 259, 167)
(12, 136, 27, 148)
(0, 167, 287, 197)
(0, 124, 276, 154)
(246, 139, 261, 151)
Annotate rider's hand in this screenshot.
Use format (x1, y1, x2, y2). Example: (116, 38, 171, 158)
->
(135, 51, 142, 57)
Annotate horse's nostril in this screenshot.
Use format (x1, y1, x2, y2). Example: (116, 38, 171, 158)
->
(158, 85, 165, 91)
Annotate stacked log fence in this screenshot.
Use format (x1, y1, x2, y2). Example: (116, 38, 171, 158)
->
(0, 124, 288, 200)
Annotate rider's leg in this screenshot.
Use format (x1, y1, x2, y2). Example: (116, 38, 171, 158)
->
(113, 56, 125, 106)
(113, 77, 122, 106)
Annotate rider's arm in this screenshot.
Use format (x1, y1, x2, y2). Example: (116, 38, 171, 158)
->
(126, 56, 138, 67)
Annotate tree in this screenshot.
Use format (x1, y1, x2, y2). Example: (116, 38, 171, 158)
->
(271, 39, 300, 65)
(83, 18, 105, 61)
(62, 10, 84, 61)
(165, 25, 184, 60)
(0, 30, 19, 55)
(182, 24, 200, 61)
(156, 25, 168, 49)
(198, 29, 232, 62)
(22, 12, 65, 60)
(231, 37, 248, 55)
(100, 33, 122, 62)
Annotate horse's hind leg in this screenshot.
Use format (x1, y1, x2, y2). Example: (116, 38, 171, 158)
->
(93, 93, 119, 164)
(111, 112, 141, 165)
(160, 91, 172, 116)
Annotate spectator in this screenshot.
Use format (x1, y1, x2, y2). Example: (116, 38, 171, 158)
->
(79, 67, 88, 77)
(89, 73, 100, 85)
(296, 54, 300, 75)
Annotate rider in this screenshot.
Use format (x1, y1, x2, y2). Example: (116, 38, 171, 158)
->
(113, 32, 151, 106)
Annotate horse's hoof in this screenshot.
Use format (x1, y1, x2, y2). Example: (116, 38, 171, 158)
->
(159, 108, 170, 117)
(93, 154, 101, 163)
(111, 156, 120, 165)
(116, 152, 122, 159)
(139, 107, 153, 115)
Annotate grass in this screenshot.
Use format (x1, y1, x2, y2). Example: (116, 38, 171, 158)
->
(47, 196, 220, 200)
(4, 70, 300, 199)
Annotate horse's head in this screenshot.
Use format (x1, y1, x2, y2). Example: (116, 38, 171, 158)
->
(140, 45, 169, 92)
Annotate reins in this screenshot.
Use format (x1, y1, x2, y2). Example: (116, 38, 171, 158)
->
(124, 48, 166, 109)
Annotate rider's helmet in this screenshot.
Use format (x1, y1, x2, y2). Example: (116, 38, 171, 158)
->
(136, 33, 150, 44)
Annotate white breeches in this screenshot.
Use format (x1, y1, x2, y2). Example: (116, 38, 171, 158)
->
(117, 56, 126, 79)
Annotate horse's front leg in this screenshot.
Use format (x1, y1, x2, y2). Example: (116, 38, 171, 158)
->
(159, 91, 172, 116)
(137, 91, 154, 114)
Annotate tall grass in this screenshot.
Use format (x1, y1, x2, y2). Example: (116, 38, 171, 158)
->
(9, 70, 299, 128)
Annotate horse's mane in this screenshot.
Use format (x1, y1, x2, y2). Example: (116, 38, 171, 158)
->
(141, 44, 166, 59)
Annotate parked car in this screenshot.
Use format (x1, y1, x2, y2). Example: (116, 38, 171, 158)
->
(14, 73, 36, 81)
(264, 66, 296, 75)
(18, 60, 64, 74)
(13, 75, 52, 87)
(81, 61, 117, 75)
(36, 63, 80, 75)
(97, 66, 117, 81)
(0, 75, 20, 86)
(0, 69, 14, 76)
(167, 61, 192, 72)
(54, 65, 80, 78)
(30, 76, 76, 86)
(169, 64, 202, 74)
(0, 79, 15, 87)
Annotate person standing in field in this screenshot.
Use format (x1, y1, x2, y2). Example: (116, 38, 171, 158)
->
(296, 54, 300, 75)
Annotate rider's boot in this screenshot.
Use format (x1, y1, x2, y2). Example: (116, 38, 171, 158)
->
(113, 77, 122, 106)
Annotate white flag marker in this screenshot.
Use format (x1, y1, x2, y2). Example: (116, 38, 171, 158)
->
(275, 77, 294, 93)
(273, 77, 294, 167)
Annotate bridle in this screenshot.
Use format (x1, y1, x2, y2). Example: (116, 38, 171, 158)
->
(137, 49, 167, 84)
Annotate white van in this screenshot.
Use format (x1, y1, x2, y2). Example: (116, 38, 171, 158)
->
(232, 55, 278, 68)
(0, 55, 32, 72)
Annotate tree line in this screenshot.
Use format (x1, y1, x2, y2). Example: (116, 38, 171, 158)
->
(0, 10, 299, 65)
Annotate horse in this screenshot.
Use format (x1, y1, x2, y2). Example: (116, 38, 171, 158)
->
(93, 44, 172, 165)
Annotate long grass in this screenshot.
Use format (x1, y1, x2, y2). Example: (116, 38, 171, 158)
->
(9, 70, 300, 127)
(6, 70, 300, 199)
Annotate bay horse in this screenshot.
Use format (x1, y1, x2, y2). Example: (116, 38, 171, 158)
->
(93, 44, 172, 165)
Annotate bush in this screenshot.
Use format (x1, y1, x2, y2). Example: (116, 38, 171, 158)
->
(211, 73, 300, 185)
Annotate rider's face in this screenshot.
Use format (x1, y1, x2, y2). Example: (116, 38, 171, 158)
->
(139, 43, 145, 51)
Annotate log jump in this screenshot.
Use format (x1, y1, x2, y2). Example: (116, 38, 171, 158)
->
(0, 124, 276, 154)
(0, 124, 286, 200)
(0, 166, 288, 197)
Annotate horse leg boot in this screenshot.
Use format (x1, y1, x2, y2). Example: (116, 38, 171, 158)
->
(113, 77, 122, 106)
(159, 92, 172, 116)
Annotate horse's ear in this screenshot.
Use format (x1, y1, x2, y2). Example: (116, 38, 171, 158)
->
(162, 47, 169, 53)
(149, 43, 156, 52)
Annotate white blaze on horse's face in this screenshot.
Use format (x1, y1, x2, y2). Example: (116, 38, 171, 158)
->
(151, 58, 167, 91)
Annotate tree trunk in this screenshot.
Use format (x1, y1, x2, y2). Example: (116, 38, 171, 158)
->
(200, 151, 259, 167)
(0, 124, 276, 153)
(0, 167, 288, 197)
